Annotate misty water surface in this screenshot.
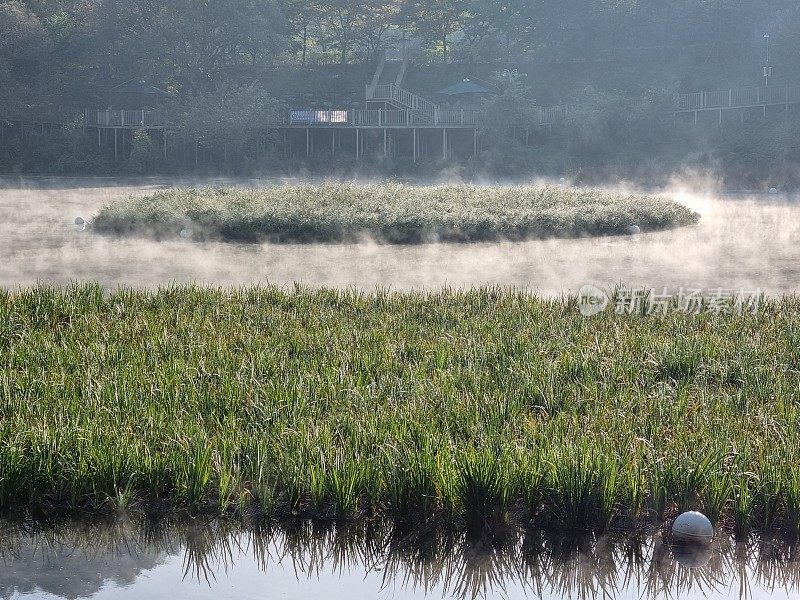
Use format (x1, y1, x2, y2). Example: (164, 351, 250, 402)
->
(1, 176, 800, 295)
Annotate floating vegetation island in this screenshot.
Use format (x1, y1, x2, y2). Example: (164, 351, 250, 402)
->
(0, 284, 797, 535)
(92, 184, 700, 243)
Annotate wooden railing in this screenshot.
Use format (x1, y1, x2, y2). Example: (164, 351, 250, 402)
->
(84, 108, 167, 127)
(675, 85, 800, 111)
(288, 110, 350, 125)
(538, 104, 571, 124)
(288, 108, 481, 126)
(284, 105, 570, 128)
(367, 83, 439, 111)
(367, 50, 386, 99)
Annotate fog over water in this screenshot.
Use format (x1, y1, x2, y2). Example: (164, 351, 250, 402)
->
(2, 177, 800, 295)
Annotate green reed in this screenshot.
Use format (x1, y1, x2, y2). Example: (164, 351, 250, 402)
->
(0, 284, 797, 534)
(92, 183, 700, 243)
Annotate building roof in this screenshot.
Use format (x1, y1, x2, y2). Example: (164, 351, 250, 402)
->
(437, 79, 496, 96)
(111, 80, 168, 96)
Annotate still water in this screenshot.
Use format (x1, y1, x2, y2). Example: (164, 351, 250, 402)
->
(2, 179, 800, 599)
(2, 176, 800, 295)
(2, 519, 799, 600)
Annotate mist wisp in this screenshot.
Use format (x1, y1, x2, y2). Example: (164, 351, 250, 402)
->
(1, 176, 799, 297)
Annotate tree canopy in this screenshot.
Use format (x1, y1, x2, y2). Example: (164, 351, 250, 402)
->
(0, 0, 797, 110)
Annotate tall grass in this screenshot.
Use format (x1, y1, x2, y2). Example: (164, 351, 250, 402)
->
(0, 284, 797, 534)
(92, 184, 700, 243)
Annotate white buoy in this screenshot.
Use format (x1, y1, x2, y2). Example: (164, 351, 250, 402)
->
(74, 217, 85, 226)
(671, 541, 713, 568)
(672, 511, 714, 544)
(627, 225, 641, 235)
(769, 187, 779, 195)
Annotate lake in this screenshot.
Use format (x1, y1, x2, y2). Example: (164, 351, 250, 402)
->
(1, 176, 799, 296)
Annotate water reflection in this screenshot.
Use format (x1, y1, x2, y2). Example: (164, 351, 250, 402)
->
(1, 518, 799, 599)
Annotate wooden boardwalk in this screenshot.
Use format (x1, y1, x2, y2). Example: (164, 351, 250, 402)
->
(278, 105, 571, 129)
(674, 84, 800, 123)
(6, 80, 797, 163)
(84, 108, 167, 129)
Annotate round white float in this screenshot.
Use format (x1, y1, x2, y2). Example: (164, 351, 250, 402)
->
(671, 541, 713, 568)
(627, 225, 641, 235)
(672, 511, 714, 544)
(74, 217, 85, 226)
(769, 187, 779, 194)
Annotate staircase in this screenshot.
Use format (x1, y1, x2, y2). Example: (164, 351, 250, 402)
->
(369, 83, 438, 111)
(379, 60, 403, 87)
(366, 53, 438, 118)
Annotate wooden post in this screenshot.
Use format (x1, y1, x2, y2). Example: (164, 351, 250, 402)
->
(97, 128, 101, 151)
(356, 128, 359, 161)
(719, 109, 722, 125)
(114, 128, 118, 161)
(383, 128, 387, 157)
(306, 127, 310, 157)
(442, 128, 447, 159)
(729, 89, 733, 107)
(413, 128, 417, 163)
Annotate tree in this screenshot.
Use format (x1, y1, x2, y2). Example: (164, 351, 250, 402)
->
(144, 0, 287, 92)
(173, 83, 282, 163)
(321, 0, 366, 64)
(405, 0, 467, 63)
(281, 0, 323, 66)
(357, 0, 402, 60)
(0, 1, 48, 107)
(458, 0, 541, 62)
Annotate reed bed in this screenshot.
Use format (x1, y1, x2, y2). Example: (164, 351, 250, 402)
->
(91, 184, 699, 243)
(0, 284, 798, 534)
